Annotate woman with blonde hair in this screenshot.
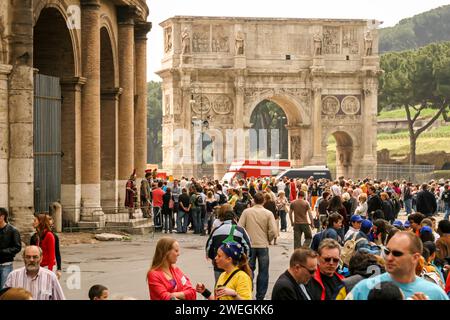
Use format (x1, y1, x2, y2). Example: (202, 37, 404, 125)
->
(0, 287, 33, 300)
(147, 237, 196, 300)
(196, 242, 252, 300)
(354, 193, 368, 218)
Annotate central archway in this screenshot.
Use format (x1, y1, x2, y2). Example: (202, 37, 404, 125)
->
(249, 100, 288, 159)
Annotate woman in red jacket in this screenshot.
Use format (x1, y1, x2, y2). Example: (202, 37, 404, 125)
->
(147, 237, 196, 300)
(31, 214, 56, 271)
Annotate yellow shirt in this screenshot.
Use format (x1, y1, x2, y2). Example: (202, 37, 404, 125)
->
(215, 267, 252, 300)
(228, 194, 239, 208)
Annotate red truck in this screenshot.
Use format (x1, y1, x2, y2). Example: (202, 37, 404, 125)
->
(221, 159, 291, 182)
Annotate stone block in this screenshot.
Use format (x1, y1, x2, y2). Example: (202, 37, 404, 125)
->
(9, 158, 33, 183)
(9, 66, 33, 90)
(9, 123, 33, 158)
(94, 233, 126, 241)
(9, 92, 33, 122)
(0, 183, 8, 207)
(0, 126, 8, 157)
(81, 183, 102, 207)
(8, 182, 34, 207)
(0, 158, 8, 183)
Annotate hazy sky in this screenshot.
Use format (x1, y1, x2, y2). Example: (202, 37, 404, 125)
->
(146, 0, 450, 81)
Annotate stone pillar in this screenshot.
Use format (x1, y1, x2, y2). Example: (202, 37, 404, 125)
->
(361, 74, 378, 178)
(310, 85, 325, 165)
(100, 88, 122, 209)
(80, 0, 104, 225)
(60, 76, 85, 224)
(134, 22, 151, 178)
(118, 6, 136, 182)
(0, 64, 12, 208)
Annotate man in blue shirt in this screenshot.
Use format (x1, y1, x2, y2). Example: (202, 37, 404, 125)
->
(346, 231, 448, 300)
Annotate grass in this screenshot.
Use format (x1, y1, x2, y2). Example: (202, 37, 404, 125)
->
(377, 107, 439, 120)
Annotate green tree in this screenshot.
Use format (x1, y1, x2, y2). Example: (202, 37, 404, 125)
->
(147, 81, 162, 165)
(379, 42, 450, 165)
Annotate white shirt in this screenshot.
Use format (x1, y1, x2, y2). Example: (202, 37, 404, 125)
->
(5, 267, 65, 300)
(331, 184, 342, 197)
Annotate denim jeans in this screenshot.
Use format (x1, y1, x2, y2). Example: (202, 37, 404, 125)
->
(404, 198, 413, 215)
(249, 248, 269, 300)
(162, 213, 173, 232)
(177, 210, 187, 233)
(279, 210, 287, 231)
(0, 263, 13, 289)
(153, 206, 162, 229)
(191, 207, 202, 234)
(445, 203, 450, 221)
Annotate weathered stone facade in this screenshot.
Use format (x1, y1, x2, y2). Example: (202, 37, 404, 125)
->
(0, 0, 149, 232)
(158, 17, 382, 180)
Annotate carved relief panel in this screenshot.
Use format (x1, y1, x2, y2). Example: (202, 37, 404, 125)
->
(212, 25, 230, 53)
(323, 26, 340, 54)
(164, 27, 173, 53)
(290, 136, 301, 160)
(191, 94, 211, 114)
(164, 95, 171, 115)
(211, 95, 233, 114)
(321, 95, 362, 124)
(342, 27, 359, 54)
(192, 25, 210, 53)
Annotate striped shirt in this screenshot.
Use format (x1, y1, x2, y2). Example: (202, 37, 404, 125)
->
(4, 267, 65, 300)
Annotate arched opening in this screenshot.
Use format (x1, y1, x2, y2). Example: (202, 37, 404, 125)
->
(100, 27, 118, 208)
(249, 100, 288, 160)
(327, 131, 353, 179)
(33, 7, 76, 212)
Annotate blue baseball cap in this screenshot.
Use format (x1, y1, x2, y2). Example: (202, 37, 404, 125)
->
(393, 220, 403, 228)
(361, 219, 373, 233)
(404, 220, 411, 228)
(420, 226, 433, 234)
(350, 215, 363, 223)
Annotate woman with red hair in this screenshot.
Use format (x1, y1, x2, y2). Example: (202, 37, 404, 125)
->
(30, 214, 56, 272)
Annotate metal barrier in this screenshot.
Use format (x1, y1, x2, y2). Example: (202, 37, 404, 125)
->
(376, 164, 435, 183)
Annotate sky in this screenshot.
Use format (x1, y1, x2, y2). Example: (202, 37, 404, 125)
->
(145, 0, 450, 81)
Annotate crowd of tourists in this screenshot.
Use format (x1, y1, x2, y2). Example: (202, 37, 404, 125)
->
(1, 174, 450, 300)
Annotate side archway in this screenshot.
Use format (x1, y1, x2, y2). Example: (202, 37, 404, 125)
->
(325, 130, 356, 179)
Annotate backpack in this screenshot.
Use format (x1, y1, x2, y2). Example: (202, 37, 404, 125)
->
(195, 194, 204, 206)
(340, 233, 366, 266)
(218, 192, 227, 205)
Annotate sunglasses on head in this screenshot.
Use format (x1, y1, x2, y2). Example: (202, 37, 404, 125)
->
(383, 248, 405, 257)
(323, 257, 340, 264)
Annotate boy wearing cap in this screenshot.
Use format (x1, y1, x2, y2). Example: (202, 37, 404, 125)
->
(344, 215, 363, 242)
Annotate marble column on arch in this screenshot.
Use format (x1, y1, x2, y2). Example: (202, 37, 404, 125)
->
(80, 0, 104, 225)
(134, 21, 152, 179)
(101, 87, 122, 209)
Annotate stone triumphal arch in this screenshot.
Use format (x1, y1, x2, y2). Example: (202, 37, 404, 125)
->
(158, 16, 382, 180)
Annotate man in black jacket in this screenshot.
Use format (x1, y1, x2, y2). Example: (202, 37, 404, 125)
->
(0, 208, 22, 288)
(367, 185, 382, 219)
(416, 184, 437, 217)
(272, 248, 318, 300)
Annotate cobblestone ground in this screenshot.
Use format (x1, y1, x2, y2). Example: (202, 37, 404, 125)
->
(11, 211, 446, 300)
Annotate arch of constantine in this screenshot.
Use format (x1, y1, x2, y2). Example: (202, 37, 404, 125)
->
(158, 16, 382, 180)
(0, 0, 150, 232)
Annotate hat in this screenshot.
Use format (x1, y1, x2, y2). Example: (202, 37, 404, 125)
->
(361, 219, 373, 233)
(420, 226, 433, 234)
(350, 215, 363, 223)
(403, 220, 411, 228)
(393, 220, 403, 228)
(219, 241, 243, 260)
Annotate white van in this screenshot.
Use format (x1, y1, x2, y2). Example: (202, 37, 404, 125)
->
(275, 166, 332, 180)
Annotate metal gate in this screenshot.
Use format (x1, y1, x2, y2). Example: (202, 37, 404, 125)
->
(33, 74, 61, 213)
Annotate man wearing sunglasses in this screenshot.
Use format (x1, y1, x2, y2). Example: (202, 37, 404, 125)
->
(346, 232, 449, 300)
(271, 248, 318, 300)
(306, 239, 344, 300)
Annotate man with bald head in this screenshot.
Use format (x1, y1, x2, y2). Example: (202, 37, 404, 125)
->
(4, 245, 65, 300)
(346, 232, 448, 300)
